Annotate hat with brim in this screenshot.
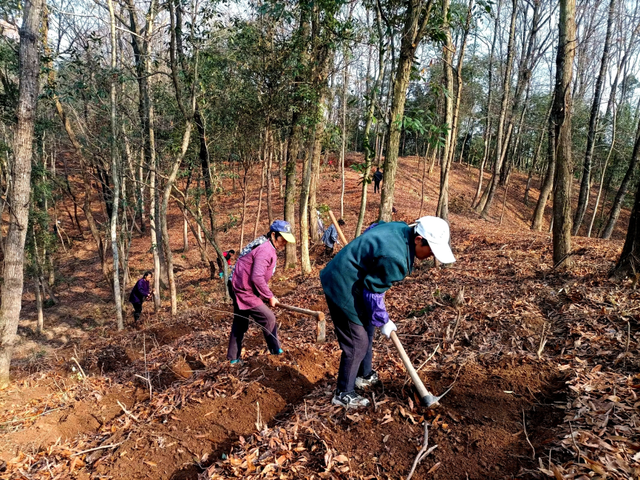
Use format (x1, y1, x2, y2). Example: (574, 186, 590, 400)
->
(270, 220, 296, 243)
(414, 216, 455, 264)
(279, 232, 296, 243)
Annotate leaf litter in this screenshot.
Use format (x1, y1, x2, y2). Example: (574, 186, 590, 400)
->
(1, 160, 638, 479)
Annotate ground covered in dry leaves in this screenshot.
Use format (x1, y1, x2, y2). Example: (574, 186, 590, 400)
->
(0, 157, 638, 480)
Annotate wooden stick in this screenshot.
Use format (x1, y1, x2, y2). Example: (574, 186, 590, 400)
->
(390, 331, 440, 407)
(73, 442, 124, 456)
(328, 209, 348, 246)
(277, 303, 326, 343)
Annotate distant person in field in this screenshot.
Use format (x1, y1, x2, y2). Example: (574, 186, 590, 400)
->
(129, 271, 154, 326)
(320, 216, 455, 408)
(226, 220, 295, 365)
(322, 218, 345, 254)
(373, 167, 383, 193)
(217, 250, 236, 279)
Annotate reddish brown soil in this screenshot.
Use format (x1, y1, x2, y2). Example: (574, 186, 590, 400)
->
(0, 155, 635, 479)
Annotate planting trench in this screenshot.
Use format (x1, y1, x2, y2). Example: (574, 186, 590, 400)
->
(0, 311, 571, 480)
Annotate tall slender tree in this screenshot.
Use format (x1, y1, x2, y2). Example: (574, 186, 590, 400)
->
(552, 0, 576, 267)
(0, 0, 44, 386)
(379, 0, 435, 221)
(573, 0, 616, 235)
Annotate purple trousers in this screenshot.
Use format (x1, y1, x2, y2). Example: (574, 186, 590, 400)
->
(227, 281, 281, 360)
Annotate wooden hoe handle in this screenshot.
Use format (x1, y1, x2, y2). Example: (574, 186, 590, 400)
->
(277, 303, 326, 343)
(328, 210, 349, 246)
(390, 331, 440, 407)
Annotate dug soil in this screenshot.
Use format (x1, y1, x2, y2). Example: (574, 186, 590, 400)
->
(1, 156, 638, 479)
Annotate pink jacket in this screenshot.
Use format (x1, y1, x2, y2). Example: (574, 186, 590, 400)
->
(231, 240, 277, 310)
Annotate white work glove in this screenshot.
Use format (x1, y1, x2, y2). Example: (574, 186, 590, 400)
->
(380, 320, 397, 339)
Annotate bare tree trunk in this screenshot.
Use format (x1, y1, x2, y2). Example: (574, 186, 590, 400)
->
(284, 124, 300, 268)
(472, 0, 501, 208)
(309, 122, 323, 243)
(524, 98, 553, 205)
(601, 132, 640, 239)
(300, 135, 314, 275)
(419, 144, 431, 217)
(254, 161, 265, 239)
(35, 278, 43, 335)
(587, 94, 622, 237)
(436, 0, 455, 220)
(356, 1, 386, 237)
(573, 0, 616, 235)
(107, 0, 124, 330)
(552, 0, 576, 267)
(531, 108, 557, 231)
(239, 165, 249, 251)
(340, 53, 348, 218)
(479, 0, 518, 217)
(380, 0, 435, 221)
(612, 159, 640, 279)
(0, 0, 43, 387)
(265, 128, 274, 225)
(162, 0, 197, 315)
(437, 0, 471, 220)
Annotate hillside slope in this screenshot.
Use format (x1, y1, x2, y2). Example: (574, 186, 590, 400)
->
(0, 157, 637, 480)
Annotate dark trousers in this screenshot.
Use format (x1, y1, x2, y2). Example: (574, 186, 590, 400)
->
(326, 297, 374, 393)
(227, 281, 281, 360)
(374, 181, 381, 193)
(132, 302, 143, 323)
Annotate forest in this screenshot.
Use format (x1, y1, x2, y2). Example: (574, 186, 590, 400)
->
(0, 0, 639, 478)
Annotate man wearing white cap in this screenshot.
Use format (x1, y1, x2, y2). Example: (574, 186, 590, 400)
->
(320, 216, 455, 408)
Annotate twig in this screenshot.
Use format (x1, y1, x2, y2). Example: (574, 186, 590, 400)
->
(70, 357, 87, 380)
(406, 420, 438, 480)
(404, 345, 439, 386)
(0, 406, 67, 427)
(537, 322, 548, 360)
(134, 375, 153, 399)
(255, 401, 263, 431)
(143, 334, 152, 400)
(624, 321, 630, 368)
(568, 422, 582, 459)
(117, 400, 139, 422)
(523, 409, 535, 459)
(449, 311, 462, 342)
(73, 442, 124, 456)
(434, 362, 465, 401)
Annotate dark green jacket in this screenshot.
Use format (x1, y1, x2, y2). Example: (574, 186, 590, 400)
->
(320, 222, 415, 325)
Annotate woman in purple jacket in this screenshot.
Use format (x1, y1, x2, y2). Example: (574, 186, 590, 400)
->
(226, 220, 295, 364)
(129, 271, 153, 325)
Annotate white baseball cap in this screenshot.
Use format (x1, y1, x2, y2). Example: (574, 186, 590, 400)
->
(414, 216, 456, 264)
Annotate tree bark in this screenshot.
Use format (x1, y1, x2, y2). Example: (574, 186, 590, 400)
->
(284, 123, 300, 268)
(0, 0, 44, 387)
(380, 0, 435, 221)
(300, 134, 314, 275)
(107, 0, 124, 331)
(524, 98, 553, 206)
(356, 0, 386, 237)
(265, 128, 274, 225)
(531, 103, 557, 231)
(472, 0, 501, 209)
(552, 0, 576, 267)
(436, 0, 455, 220)
(573, 0, 616, 235)
(612, 158, 640, 279)
(479, 0, 518, 217)
(601, 127, 640, 239)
